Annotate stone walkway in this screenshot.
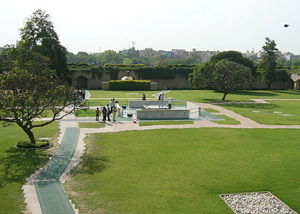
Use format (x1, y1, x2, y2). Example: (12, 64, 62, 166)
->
(22, 98, 300, 213)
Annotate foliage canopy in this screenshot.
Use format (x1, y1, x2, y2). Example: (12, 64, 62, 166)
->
(18, 9, 68, 77)
(0, 70, 83, 144)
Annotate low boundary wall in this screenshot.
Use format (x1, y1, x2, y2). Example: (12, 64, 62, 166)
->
(137, 109, 190, 119)
(129, 100, 169, 108)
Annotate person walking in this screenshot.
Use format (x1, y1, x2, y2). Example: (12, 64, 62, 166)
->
(96, 107, 100, 122)
(102, 106, 107, 123)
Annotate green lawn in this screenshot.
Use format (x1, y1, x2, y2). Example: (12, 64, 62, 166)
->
(75, 109, 97, 117)
(89, 90, 160, 98)
(167, 90, 300, 103)
(0, 122, 59, 213)
(78, 122, 105, 128)
(87, 89, 300, 103)
(220, 100, 300, 125)
(85, 99, 129, 107)
(203, 108, 220, 113)
(65, 128, 300, 214)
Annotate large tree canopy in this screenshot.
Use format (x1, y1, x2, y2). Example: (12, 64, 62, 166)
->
(0, 45, 16, 74)
(18, 9, 68, 77)
(0, 70, 83, 144)
(210, 50, 256, 76)
(189, 60, 252, 101)
(260, 37, 279, 89)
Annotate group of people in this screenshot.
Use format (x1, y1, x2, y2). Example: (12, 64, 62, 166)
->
(158, 93, 164, 100)
(96, 98, 119, 123)
(77, 90, 86, 100)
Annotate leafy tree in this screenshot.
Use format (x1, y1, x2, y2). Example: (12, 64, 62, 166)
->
(260, 37, 279, 89)
(0, 45, 17, 73)
(150, 54, 167, 66)
(0, 70, 83, 144)
(98, 50, 124, 65)
(210, 50, 256, 76)
(122, 57, 133, 65)
(189, 60, 252, 101)
(18, 9, 68, 77)
(292, 59, 300, 66)
(188, 62, 212, 89)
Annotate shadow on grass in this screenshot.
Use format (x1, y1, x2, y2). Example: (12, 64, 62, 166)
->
(271, 90, 300, 96)
(0, 147, 50, 185)
(202, 98, 224, 103)
(220, 103, 279, 110)
(70, 155, 110, 175)
(231, 90, 279, 97)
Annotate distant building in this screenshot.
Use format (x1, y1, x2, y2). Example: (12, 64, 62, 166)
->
(119, 47, 139, 58)
(172, 49, 189, 59)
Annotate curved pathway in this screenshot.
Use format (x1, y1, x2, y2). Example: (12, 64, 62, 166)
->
(22, 98, 300, 213)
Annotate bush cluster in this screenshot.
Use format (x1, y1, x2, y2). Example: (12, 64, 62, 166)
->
(16, 139, 50, 149)
(109, 80, 151, 90)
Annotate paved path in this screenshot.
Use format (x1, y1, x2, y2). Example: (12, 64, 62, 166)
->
(22, 98, 300, 213)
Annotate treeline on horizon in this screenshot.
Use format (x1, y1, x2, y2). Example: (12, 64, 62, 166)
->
(67, 49, 300, 68)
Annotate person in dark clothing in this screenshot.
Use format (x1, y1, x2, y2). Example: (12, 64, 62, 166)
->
(102, 106, 107, 123)
(106, 104, 111, 121)
(96, 107, 100, 121)
(142, 94, 146, 100)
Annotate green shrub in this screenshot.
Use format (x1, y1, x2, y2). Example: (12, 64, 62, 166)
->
(109, 80, 151, 90)
(16, 139, 51, 149)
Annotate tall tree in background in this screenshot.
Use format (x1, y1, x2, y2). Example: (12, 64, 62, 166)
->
(0, 45, 16, 73)
(210, 50, 256, 76)
(260, 37, 279, 89)
(18, 9, 68, 77)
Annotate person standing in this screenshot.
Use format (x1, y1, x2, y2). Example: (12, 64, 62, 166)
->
(102, 106, 107, 123)
(142, 94, 146, 100)
(109, 98, 115, 112)
(96, 107, 100, 121)
(106, 104, 111, 121)
(112, 105, 117, 122)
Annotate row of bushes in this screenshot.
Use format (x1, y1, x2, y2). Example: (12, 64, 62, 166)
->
(67, 63, 194, 80)
(67, 63, 297, 82)
(109, 80, 151, 90)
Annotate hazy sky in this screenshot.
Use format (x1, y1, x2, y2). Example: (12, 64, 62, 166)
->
(1, 0, 299, 54)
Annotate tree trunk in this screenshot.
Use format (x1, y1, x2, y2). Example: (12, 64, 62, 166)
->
(222, 92, 227, 101)
(23, 127, 36, 144)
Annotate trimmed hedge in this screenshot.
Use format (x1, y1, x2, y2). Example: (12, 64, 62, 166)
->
(109, 80, 151, 90)
(68, 63, 104, 78)
(68, 63, 194, 80)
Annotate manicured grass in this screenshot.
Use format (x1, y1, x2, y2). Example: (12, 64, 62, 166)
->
(0, 122, 59, 213)
(168, 90, 300, 103)
(89, 90, 160, 98)
(65, 128, 300, 214)
(88, 89, 300, 103)
(78, 122, 105, 128)
(213, 115, 241, 125)
(75, 109, 96, 117)
(139, 121, 194, 126)
(85, 99, 129, 107)
(203, 108, 220, 113)
(220, 100, 300, 125)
